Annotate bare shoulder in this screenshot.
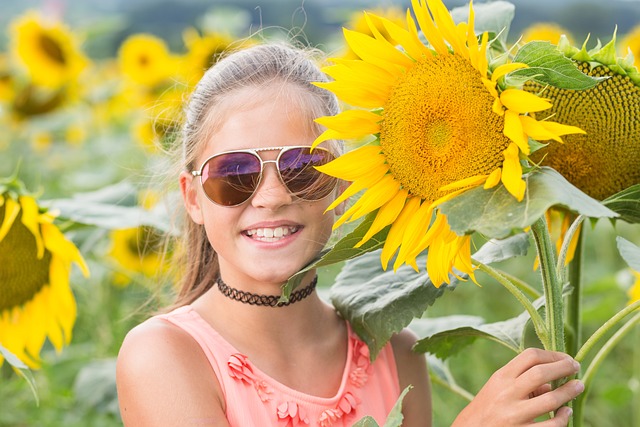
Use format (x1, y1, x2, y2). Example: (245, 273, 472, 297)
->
(390, 329, 432, 427)
(116, 317, 228, 426)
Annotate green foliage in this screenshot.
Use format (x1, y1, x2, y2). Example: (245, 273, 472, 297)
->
(604, 184, 640, 224)
(331, 233, 530, 359)
(510, 41, 604, 89)
(352, 385, 412, 427)
(617, 237, 640, 271)
(440, 167, 618, 239)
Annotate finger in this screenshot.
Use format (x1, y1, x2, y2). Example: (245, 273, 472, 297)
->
(523, 380, 584, 420)
(501, 348, 576, 378)
(516, 357, 580, 395)
(532, 406, 573, 427)
(529, 383, 552, 398)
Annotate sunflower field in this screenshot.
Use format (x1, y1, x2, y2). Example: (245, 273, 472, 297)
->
(1, 1, 640, 426)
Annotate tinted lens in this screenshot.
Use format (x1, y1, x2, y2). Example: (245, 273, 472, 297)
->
(278, 147, 336, 200)
(201, 152, 261, 206)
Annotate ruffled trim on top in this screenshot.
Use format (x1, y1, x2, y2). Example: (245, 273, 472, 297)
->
(226, 334, 372, 427)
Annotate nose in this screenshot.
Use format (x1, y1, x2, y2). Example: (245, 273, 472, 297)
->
(251, 161, 293, 210)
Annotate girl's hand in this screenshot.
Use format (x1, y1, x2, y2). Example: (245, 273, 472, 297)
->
(452, 348, 584, 427)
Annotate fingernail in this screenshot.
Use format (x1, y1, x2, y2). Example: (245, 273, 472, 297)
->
(575, 381, 585, 393)
(573, 360, 580, 371)
(566, 407, 573, 417)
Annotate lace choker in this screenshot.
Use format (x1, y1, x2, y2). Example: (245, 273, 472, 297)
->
(216, 276, 317, 307)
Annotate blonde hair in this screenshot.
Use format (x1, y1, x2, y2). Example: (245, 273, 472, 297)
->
(170, 43, 340, 307)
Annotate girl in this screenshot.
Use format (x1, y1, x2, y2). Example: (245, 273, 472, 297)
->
(116, 43, 584, 426)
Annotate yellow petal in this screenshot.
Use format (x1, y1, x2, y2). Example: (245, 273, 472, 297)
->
(492, 62, 528, 82)
(380, 196, 421, 268)
(313, 81, 388, 110)
(327, 166, 388, 213)
(503, 110, 530, 154)
(500, 88, 552, 113)
(411, 0, 448, 55)
(439, 174, 488, 192)
(19, 196, 45, 259)
(537, 120, 586, 138)
(484, 168, 502, 189)
(356, 189, 409, 247)
(42, 222, 90, 277)
(315, 109, 381, 135)
(315, 145, 386, 180)
(0, 196, 20, 242)
(394, 201, 433, 270)
(341, 174, 400, 225)
(501, 142, 526, 201)
(343, 27, 414, 70)
(426, 0, 468, 59)
(378, 14, 428, 60)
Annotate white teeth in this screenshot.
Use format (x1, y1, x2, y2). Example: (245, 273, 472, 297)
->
(245, 226, 298, 241)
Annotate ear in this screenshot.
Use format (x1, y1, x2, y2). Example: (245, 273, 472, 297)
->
(179, 171, 205, 225)
(333, 179, 350, 216)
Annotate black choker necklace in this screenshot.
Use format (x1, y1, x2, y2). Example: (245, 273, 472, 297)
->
(216, 276, 317, 307)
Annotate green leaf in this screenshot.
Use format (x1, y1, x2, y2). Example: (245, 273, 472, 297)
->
(451, 1, 515, 43)
(383, 385, 413, 427)
(510, 41, 603, 89)
(617, 237, 640, 272)
(425, 355, 474, 401)
(73, 359, 119, 415)
(352, 416, 380, 427)
(351, 385, 413, 427)
(330, 233, 530, 360)
(603, 184, 640, 224)
(412, 297, 545, 358)
(282, 211, 388, 298)
(42, 183, 172, 232)
(0, 344, 39, 405)
(440, 167, 618, 239)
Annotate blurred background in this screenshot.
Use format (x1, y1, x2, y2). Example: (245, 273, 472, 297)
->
(0, 1, 639, 426)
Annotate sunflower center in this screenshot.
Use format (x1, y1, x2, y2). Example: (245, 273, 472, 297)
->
(527, 62, 640, 200)
(0, 203, 50, 311)
(380, 53, 510, 201)
(127, 225, 164, 257)
(39, 33, 66, 65)
(138, 54, 150, 67)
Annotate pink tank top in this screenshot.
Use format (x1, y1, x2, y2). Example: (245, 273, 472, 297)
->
(156, 305, 401, 427)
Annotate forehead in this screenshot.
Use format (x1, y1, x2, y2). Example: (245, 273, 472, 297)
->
(201, 84, 319, 155)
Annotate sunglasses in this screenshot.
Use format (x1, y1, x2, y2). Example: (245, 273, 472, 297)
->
(191, 146, 338, 207)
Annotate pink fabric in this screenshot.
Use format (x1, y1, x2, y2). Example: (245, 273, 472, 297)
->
(156, 305, 401, 427)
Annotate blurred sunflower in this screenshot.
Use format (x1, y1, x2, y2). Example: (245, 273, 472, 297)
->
(0, 180, 89, 368)
(180, 28, 236, 84)
(621, 24, 640, 68)
(628, 271, 640, 305)
(117, 34, 177, 87)
(525, 35, 640, 202)
(108, 192, 168, 286)
(313, 0, 584, 286)
(342, 6, 407, 60)
(9, 11, 89, 89)
(0, 54, 14, 102)
(108, 226, 166, 286)
(521, 22, 573, 45)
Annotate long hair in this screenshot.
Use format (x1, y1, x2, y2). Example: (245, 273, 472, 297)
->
(168, 43, 340, 308)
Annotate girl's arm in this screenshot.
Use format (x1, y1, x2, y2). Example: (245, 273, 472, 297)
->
(391, 329, 433, 427)
(452, 347, 584, 427)
(116, 319, 230, 427)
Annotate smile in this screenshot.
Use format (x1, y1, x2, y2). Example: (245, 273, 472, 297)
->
(243, 225, 301, 242)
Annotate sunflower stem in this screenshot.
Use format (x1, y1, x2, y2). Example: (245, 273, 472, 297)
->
(573, 311, 640, 427)
(562, 217, 584, 357)
(473, 260, 549, 347)
(531, 217, 565, 353)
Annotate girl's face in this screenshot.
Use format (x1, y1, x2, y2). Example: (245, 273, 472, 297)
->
(180, 86, 341, 288)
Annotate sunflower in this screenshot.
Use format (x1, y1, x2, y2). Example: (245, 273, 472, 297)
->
(117, 34, 177, 87)
(621, 24, 640, 68)
(108, 192, 168, 286)
(180, 28, 236, 84)
(628, 271, 640, 305)
(0, 54, 14, 102)
(525, 35, 640, 201)
(108, 226, 166, 286)
(521, 22, 573, 45)
(342, 7, 407, 60)
(0, 181, 89, 368)
(9, 11, 88, 89)
(312, 0, 584, 287)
